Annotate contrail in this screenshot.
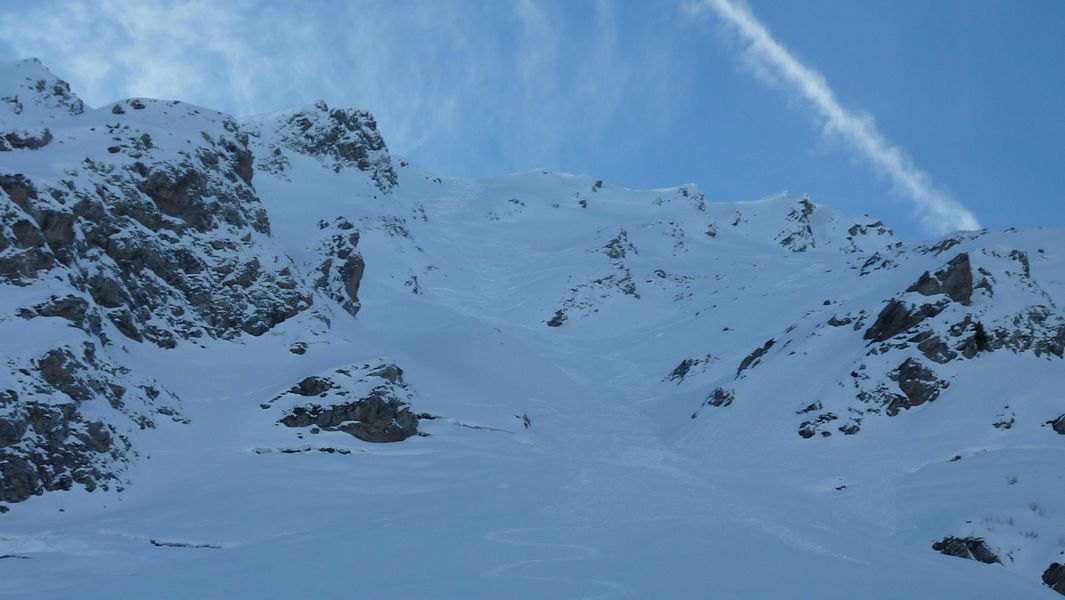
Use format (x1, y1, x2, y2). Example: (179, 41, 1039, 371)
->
(690, 0, 980, 234)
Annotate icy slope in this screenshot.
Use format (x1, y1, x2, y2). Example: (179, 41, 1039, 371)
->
(1, 59, 1064, 599)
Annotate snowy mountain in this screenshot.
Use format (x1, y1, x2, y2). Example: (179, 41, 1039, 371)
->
(1, 58, 1063, 599)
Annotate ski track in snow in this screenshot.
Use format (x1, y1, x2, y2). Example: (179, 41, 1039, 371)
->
(482, 528, 629, 599)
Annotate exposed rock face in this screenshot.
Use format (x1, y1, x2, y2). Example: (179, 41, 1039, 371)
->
(907, 253, 974, 305)
(243, 100, 397, 193)
(737, 339, 775, 376)
(0, 342, 178, 503)
(0, 63, 322, 504)
(990, 306, 1065, 358)
(775, 197, 816, 252)
(864, 300, 946, 343)
(1044, 563, 1065, 596)
(546, 310, 567, 327)
(312, 218, 365, 316)
(602, 229, 636, 259)
(886, 358, 949, 416)
(932, 537, 1000, 564)
(705, 387, 734, 408)
(798, 412, 838, 438)
(1, 102, 312, 344)
(267, 363, 420, 443)
(667, 355, 713, 383)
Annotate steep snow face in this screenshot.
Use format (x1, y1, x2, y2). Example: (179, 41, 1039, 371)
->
(2, 61, 1065, 599)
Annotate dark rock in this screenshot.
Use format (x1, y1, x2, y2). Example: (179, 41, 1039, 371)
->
(290, 376, 333, 397)
(546, 310, 566, 327)
(932, 537, 999, 564)
(1043, 563, 1065, 596)
(864, 300, 946, 343)
(1009, 250, 1031, 278)
(137, 168, 214, 232)
(313, 222, 364, 316)
(886, 358, 948, 416)
(289, 342, 308, 355)
(737, 339, 774, 376)
(11, 219, 45, 248)
(3, 128, 53, 150)
(602, 230, 635, 260)
(838, 421, 860, 435)
(992, 415, 1014, 430)
(1048, 415, 1065, 435)
(668, 356, 713, 382)
(907, 253, 973, 305)
(799, 412, 837, 439)
(705, 387, 734, 408)
(0, 174, 38, 212)
(264, 101, 397, 192)
(989, 307, 1065, 358)
(0, 400, 126, 503)
(917, 336, 958, 364)
(367, 363, 403, 384)
(280, 393, 418, 443)
(37, 349, 92, 402)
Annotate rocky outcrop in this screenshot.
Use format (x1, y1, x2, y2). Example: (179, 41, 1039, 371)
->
(1044, 563, 1065, 596)
(0, 342, 179, 503)
(602, 229, 636, 260)
(266, 363, 420, 443)
(906, 253, 974, 305)
(705, 387, 734, 408)
(932, 537, 999, 564)
(1, 105, 312, 344)
(775, 198, 816, 252)
(737, 339, 774, 376)
(667, 355, 714, 383)
(989, 306, 1065, 358)
(244, 100, 397, 193)
(798, 412, 838, 438)
(1048, 415, 1065, 435)
(885, 358, 949, 416)
(863, 300, 947, 343)
(311, 218, 365, 316)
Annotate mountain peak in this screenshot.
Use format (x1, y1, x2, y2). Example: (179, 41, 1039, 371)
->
(242, 100, 397, 193)
(0, 57, 84, 127)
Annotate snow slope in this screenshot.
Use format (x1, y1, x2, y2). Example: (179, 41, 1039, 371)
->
(1, 59, 1064, 598)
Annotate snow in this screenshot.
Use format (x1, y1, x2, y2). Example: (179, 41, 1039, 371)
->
(1, 61, 1064, 598)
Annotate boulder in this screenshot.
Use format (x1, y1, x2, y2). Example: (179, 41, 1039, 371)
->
(932, 537, 999, 564)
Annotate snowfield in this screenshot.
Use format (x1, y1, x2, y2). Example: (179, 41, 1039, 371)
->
(1, 58, 1064, 599)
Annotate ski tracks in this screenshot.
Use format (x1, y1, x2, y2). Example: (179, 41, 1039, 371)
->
(482, 528, 629, 599)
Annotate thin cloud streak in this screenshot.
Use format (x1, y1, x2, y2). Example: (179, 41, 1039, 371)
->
(689, 0, 980, 234)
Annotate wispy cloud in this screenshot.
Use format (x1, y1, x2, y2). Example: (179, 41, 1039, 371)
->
(0, 0, 682, 180)
(686, 0, 980, 234)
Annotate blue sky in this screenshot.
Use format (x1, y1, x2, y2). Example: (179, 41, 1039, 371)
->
(0, 0, 1062, 239)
